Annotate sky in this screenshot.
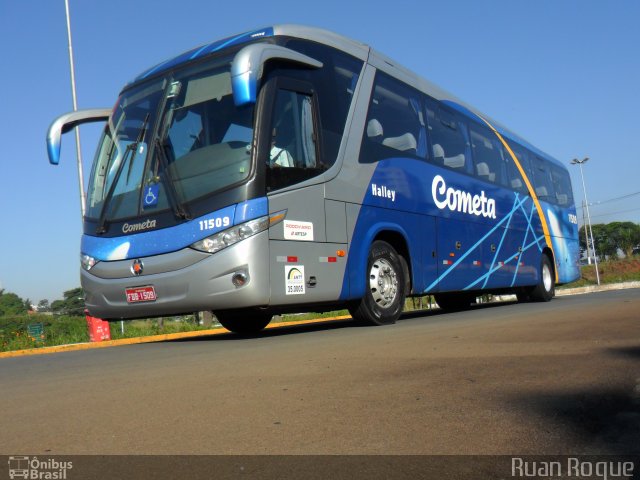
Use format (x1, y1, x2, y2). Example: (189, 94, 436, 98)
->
(0, 0, 639, 303)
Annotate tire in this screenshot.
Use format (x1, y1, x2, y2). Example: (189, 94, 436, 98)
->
(434, 292, 476, 312)
(349, 240, 406, 326)
(530, 254, 555, 302)
(216, 309, 272, 334)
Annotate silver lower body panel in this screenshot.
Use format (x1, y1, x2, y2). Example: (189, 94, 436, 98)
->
(82, 232, 270, 319)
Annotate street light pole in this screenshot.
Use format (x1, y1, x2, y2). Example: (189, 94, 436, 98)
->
(571, 157, 600, 285)
(64, 0, 86, 218)
(581, 199, 591, 262)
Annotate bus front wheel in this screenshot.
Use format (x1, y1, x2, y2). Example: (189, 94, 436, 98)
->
(216, 309, 272, 334)
(349, 240, 406, 326)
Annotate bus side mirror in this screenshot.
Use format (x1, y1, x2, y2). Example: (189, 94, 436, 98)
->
(46, 108, 111, 165)
(231, 44, 322, 106)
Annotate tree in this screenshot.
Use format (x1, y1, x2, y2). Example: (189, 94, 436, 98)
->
(580, 224, 611, 259)
(37, 299, 51, 313)
(0, 291, 28, 316)
(581, 222, 640, 259)
(50, 299, 64, 315)
(606, 222, 640, 257)
(51, 288, 85, 316)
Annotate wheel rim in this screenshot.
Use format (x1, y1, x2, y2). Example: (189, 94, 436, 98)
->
(369, 258, 399, 308)
(542, 262, 553, 292)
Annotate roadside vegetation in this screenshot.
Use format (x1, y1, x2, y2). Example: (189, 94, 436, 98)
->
(559, 256, 640, 288)
(580, 222, 640, 259)
(0, 312, 209, 353)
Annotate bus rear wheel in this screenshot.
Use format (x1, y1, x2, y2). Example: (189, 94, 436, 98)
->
(530, 254, 555, 302)
(349, 240, 406, 326)
(216, 309, 272, 334)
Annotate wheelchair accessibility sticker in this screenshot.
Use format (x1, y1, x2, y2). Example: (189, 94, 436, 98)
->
(143, 184, 160, 208)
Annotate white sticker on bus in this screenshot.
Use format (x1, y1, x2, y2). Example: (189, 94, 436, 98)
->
(285, 265, 306, 295)
(284, 220, 314, 241)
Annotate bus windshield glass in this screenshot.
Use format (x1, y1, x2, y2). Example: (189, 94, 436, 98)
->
(86, 57, 255, 224)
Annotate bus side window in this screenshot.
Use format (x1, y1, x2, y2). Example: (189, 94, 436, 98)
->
(499, 142, 529, 196)
(469, 123, 506, 186)
(530, 155, 555, 202)
(550, 165, 574, 206)
(359, 72, 426, 163)
(426, 105, 470, 173)
(509, 145, 534, 196)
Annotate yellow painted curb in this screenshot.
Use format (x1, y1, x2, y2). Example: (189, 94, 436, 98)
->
(0, 315, 352, 359)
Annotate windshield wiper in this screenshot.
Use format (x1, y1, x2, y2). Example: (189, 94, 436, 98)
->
(154, 139, 190, 220)
(95, 114, 149, 234)
(95, 143, 136, 234)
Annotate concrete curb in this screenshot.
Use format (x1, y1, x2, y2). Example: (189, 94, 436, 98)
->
(556, 281, 640, 296)
(0, 315, 352, 359)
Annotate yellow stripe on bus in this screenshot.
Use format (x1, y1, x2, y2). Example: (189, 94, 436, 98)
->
(478, 116, 558, 283)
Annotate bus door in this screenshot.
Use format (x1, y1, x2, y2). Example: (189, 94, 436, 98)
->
(261, 77, 346, 304)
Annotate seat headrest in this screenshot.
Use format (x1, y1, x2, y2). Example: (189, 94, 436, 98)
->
(367, 119, 383, 138)
(382, 133, 417, 152)
(433, 143, 445, 158)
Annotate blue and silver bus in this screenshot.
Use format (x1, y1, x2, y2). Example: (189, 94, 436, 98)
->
(47, 25, 580, 333)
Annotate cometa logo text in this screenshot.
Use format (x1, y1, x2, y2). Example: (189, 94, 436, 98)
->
(432, 175, 496, 219)
(122, 219, 157, 234)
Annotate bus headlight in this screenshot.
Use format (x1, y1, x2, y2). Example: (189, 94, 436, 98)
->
(190, 210, 286, 254)
(81, 254, 98, 271)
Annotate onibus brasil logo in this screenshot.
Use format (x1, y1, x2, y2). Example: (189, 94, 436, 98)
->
(8, 456, 73, 479)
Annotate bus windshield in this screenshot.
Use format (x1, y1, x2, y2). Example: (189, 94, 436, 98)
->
(86, 57, 255, 226)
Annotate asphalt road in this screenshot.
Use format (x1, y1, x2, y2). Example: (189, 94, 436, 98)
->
(1, 289, 639, 456)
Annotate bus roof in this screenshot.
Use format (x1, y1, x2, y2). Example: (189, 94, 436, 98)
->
(132, 24, 564, 169)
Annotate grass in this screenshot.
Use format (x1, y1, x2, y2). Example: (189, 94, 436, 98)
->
(0, 314, 212, 353)
(1, 315, 89, 352)
(107, 317, 216, 339)
(559, 257, 640, 288)
(272, 310, 350, 323)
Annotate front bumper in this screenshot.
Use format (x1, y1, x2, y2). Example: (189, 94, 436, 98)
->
(82, 231, 270, 319)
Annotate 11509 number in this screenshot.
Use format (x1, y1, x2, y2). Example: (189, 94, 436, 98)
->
(199, 217, 231, 231)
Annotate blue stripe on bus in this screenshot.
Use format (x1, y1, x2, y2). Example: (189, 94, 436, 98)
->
(340, 157, 579, 300)
(234, 196, 268, 223)
(82, 197, 268, 261)
(511, 201, 537, 286)
(133, 27, 275, 83)
(482, 193, 519, 289)
(424, 193, 530, 292)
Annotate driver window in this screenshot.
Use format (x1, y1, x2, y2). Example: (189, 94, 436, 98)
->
(267, 88, 320, 191)
(271, 90, 316, 168)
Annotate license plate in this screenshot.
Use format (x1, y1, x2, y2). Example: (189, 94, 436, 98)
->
(125, 286, 157, 303)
